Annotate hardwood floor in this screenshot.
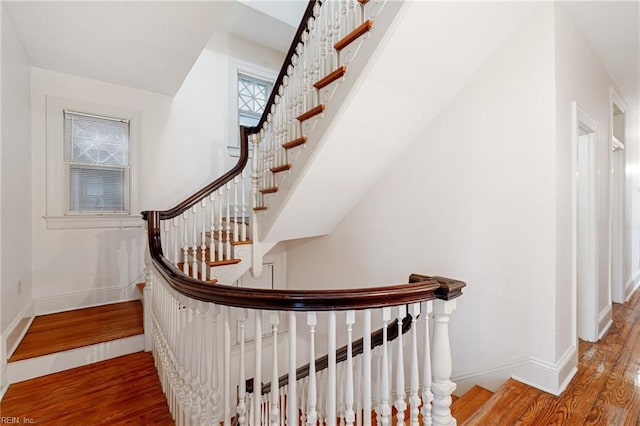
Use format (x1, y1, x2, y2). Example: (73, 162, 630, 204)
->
(9, 301, 143, 361)
(1, 352, 173, 425)
(465, 288, 640, 425)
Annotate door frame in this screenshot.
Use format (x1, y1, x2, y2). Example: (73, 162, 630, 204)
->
(572, 102, 600, 342)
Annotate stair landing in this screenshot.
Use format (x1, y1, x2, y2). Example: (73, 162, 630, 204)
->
(9, 301, 143, 362)
(6, 301, 145, 385)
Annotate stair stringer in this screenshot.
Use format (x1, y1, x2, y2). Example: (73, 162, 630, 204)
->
(257, 0, 409, 244)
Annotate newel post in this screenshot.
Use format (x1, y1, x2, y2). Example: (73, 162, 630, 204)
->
(250, 132, 263, 278)
(431, 298, 457, 426)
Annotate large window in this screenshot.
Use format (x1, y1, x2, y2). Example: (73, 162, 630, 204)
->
(45, 96, 141, 229)
(228, 63, 276, 156)
(64, 111, 130, 214)
(238, 73, 272, 128)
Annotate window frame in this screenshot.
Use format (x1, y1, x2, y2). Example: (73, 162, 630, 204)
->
(228, 60, 277, 157)
(45, 96, 142, 229)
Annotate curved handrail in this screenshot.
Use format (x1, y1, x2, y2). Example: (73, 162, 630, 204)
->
(141, 126, 251, 222)
(247, 312, 413, 395)
(147, 214, 460, 309)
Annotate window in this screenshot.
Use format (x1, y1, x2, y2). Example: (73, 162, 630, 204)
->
(228, 62, 276, 156)
(238, 73, 272, 128)
(64, 111, 130, 214)
(45, 96, 141, 229)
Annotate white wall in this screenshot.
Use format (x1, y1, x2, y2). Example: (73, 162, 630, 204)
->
(553, 3, 640, 365)
(1, 4, 33, 348)
(286, 5, 560, 393)
(30, 32, 283, 314)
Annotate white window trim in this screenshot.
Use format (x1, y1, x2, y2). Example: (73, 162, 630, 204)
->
(228, 60, 277, 157)
(45, 95, 142, 229)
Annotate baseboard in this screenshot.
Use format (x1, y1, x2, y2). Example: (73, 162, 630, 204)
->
(3, 300, 34, 360)
(598, 305, 613, 340)
(33, 280, 141, 315)
(455, 346, 578, 397)
(7, 334, 144, 384)
(625, 269, 640, 302)
(0, 360, 7, 401)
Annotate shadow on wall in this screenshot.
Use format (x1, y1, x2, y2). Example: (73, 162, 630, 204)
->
(88, 227, 145, 306)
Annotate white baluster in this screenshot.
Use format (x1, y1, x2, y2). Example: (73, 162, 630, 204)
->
(377, 308, 391, 425)
(173, 218, 179, 265)
(345, 311, 355, 426)
(288, 312, 297, 426)
(209, 193, 216, 262)
(223, 307, 231, 426)
(190, 305, 201, 425)
(200, 200, 207, 281)
(225, 183, 232, 260)
(254, 311, 263, 426)
(177, 300, 188, 426)
(234, 176, 239, 243)
(307, 312, 318, 425)
(182, 213, 189, 275)
(218, 188, 224, 261)
(191, 208, 198, 279)
(270, 313, 280, 426)
(210, 305, 221, 425)
(240, 171, 247, 242)
(431, 299, 457, 426)
(238, 309, 248, 426)
(394, 306, 407, 425)
(409, 304, 421, 426)
(363, 309, 372, 426)
(199, 303, 210, 425)
(421, 301, 433, 426)
(328, 311, 337, 426)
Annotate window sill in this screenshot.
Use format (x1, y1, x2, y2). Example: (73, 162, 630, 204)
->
(44, 215, 144, 230)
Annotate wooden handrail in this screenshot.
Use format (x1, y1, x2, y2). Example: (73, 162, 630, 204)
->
(247, 311, 413, 395)
(141, 126, 250, 222)
(147, 220, 453, 309)
(250, 0, 320, 133)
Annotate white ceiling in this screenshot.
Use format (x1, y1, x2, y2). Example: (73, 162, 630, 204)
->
(2, 0, 300, 96)
(3, 1, 637, 109)
(563, 1, 640, 110)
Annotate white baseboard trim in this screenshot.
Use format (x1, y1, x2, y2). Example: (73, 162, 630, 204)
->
(33, 282, 141, 315)
(0, 362, 7, 401)
(7, 334, 144, 385)
(598, 305, 613, 340)
(3, 300, 34, 360)
(454, 346, 578, 397)
(625, 269, 640, 302)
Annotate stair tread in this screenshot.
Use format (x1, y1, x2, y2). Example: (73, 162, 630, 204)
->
(335, 19, 374, 51)
(297, 104, 325, 122)
(462, 379, 537, 425)
(8, 301, 143, 362)
(260, 186, 278, 194)
(136, 282, 145, 294)
(451, 385, 494, 424)
(283, 136, 307, 150)
(204, 231, 252, 246)
(271, 163, 292, 173)
(314, 65, 348, 90)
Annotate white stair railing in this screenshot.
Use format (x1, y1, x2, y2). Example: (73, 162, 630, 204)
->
(146, 253, 465, 426)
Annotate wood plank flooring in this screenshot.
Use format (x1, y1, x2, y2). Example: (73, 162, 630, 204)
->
(465, 288, 640, 425)
(9, 301, 143, 362)
(0, 351, 173, 425)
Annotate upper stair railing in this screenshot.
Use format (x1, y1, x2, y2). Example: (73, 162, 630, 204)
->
(142, 1, 468, 425)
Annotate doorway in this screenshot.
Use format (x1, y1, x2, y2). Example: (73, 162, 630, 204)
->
(610, 99, 626, 303)
(575, 104, 599, 342)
